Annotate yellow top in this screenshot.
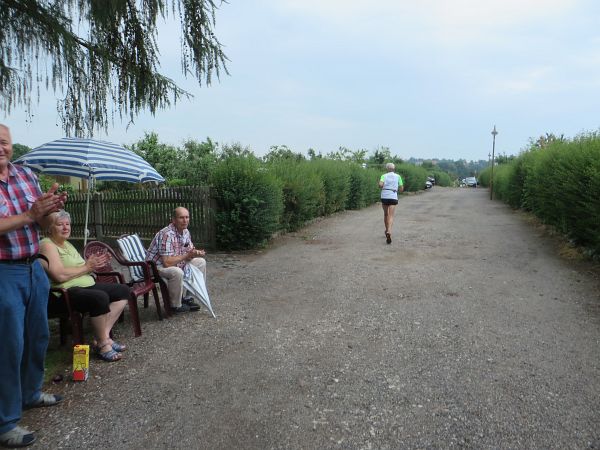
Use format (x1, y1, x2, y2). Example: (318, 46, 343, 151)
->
(41, 238, 95, 289)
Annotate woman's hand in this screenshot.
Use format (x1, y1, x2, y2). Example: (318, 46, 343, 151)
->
(85, 253, 111, 272)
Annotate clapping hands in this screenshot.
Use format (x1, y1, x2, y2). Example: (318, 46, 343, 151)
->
(29, 183, 68, 222)
(86, 252, 111, 272)
(185, 247, 205, 260)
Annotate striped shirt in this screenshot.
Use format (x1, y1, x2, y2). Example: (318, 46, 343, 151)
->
(146, 223, 193, 275)
(0, 163, 43, 260)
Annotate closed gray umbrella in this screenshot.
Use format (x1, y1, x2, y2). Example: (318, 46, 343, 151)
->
(184, 264, 216, 318)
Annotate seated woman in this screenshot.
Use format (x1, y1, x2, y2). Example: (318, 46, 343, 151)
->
(40, 210, 130, 362)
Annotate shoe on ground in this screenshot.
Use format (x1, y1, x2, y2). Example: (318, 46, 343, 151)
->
(181, 297, 201, 311)
(172, 304, 191, 313)
(385, 232, 392, 244)
(0, 426, 36, 448)
(188, 297, 202, 308)
(25, 392, 63, 409)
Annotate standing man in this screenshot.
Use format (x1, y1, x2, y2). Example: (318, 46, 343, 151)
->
(0, 124, 67, 448)
(378, 162, 404, 244)
(146, 207, 207, 313)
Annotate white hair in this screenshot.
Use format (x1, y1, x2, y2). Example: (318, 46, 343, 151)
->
(385, 162, 395, 171)
(45, 210, 70, 236)
(55, 210, 71, 222)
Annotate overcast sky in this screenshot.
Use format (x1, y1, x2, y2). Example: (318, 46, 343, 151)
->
(5, 0, 600, 161)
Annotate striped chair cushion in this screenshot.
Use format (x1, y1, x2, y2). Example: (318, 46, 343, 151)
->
(116, 234, 147, 282)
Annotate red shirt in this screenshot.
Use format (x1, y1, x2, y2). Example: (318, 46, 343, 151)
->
(0, 163, 43, 259)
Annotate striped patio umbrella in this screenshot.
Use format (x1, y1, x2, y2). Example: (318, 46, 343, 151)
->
(15, 137, 165, 244)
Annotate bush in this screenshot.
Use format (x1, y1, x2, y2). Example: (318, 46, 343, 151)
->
(310, 159, 351, 215)
(524, 134, 600, 252)
(211, 156, 283, 249)
(346, 164, 380, 209)
(430, 170, 452, 187)
(267, 159, 324, 231)
(489, 130, 600, 257)
(39, 174, 76, 196)
(396, 163, 428, 192)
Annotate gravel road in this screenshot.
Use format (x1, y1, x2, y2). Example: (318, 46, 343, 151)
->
(27, 187, 600, 449)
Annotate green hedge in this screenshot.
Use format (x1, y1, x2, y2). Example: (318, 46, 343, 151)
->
(346, 164, 381, 209)
(310, 159, 351, 216)
(485, 132, 600, 257)
(396, 163, 428, 192)
(267, 159, 324, 232)
(430, 170, 452, 187)
(210, 156, 283, 249)
(210, 156, 442, 250)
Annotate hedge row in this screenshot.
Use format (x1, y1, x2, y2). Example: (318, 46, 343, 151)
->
(480, 132, 600, 257)
(210, 157, 427, 249)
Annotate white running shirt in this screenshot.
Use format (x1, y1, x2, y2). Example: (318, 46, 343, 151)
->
(380, 172, 402, 200)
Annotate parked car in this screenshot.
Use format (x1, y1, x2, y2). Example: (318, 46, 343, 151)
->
(425, 176, 435, 189)
(464, 177, 478, 187)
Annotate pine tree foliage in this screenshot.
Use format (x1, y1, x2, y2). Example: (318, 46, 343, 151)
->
(0, 0, 228, 136)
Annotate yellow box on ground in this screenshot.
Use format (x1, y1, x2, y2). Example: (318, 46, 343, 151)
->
(72, 345, 89, 381)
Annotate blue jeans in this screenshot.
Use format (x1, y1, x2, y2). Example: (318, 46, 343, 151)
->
(0, 260, 50, 434)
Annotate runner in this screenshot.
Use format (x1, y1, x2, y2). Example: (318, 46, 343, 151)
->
(378, 162, 403, 244)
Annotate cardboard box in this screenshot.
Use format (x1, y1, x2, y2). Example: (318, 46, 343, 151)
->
(72, 345, 89, 381)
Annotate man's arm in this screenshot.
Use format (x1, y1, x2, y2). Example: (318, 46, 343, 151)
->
(0, 184, 65, 236)
(161, 248, 204, 268)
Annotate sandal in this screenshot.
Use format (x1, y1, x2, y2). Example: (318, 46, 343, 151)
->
(111, 341, 126, 352)
(26, 392, 63, 409)
(93, 339, 126, 353)
(96, 342, 122, 362)
(0, 426, 36, 447)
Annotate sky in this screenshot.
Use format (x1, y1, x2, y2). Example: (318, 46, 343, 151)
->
(5, 0, 600, 161)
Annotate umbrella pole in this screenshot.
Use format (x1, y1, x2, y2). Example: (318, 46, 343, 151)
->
(83, 176, 92, 246)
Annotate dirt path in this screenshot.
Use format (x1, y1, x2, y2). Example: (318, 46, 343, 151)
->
(29, 188, 600, 449)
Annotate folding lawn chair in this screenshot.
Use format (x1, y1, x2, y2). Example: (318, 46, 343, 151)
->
(116, 234, 172, 317)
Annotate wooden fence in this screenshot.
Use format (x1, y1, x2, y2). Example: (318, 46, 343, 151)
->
(65, 186, 217, 249)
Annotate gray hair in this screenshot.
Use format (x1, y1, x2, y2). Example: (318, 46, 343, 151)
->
(45, 210, 71, 236)
(55, 210, 71, 222)
(385, 162, 395, 171)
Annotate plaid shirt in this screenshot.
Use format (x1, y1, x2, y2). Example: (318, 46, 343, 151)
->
(146, 223, 193, 274)
(0, 163, 43, 260)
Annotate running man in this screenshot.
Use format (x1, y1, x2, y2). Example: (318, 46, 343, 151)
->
(378, 162, 404, 244)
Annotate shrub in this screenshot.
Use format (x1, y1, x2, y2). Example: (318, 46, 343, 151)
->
(310, 159, 351, 215)
(210, 156, 283, 249)
(39, 174, 76, 196)
(490, 130, 600, 256)
(267, 159, 324, 231)
(396, 163, 428, 192)
(346, 164, 380, 209)
(430, 170, 452, 187)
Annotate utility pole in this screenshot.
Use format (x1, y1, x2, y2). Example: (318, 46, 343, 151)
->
(490, 125, 498, 200)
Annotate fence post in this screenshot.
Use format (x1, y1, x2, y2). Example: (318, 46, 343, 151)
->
(94, 191, 104, 241)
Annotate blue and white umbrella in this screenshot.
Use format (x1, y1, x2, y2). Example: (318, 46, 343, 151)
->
(15, 137, 165, 244)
